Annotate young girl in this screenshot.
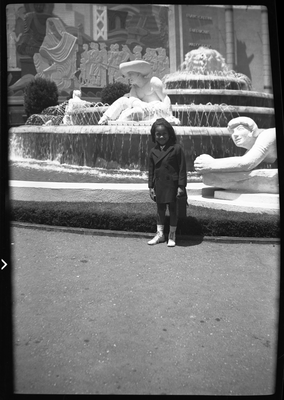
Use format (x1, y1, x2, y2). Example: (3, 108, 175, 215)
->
(148, 118, 187, 247)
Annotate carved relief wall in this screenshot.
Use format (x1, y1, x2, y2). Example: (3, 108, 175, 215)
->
(78, 42, 170, 97)
(6, 4, 268, 97)
(6, 3, 170, 97)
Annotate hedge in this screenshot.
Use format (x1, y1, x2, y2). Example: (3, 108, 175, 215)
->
(10, 201, 280, 238)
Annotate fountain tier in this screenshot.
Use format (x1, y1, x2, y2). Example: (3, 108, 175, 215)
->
(10, 124, 277, 172)
(10, 91, 274, 172)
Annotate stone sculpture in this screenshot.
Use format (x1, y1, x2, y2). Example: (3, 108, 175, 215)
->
(98, 60, 179, 124)
(62, 90, 91, 125)
(164, 46, 252, 91)
(194, 116, 278, 193)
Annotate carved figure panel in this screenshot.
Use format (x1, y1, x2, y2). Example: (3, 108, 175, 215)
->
(34, 18, 78, 92)
(79, 43, 170, 89)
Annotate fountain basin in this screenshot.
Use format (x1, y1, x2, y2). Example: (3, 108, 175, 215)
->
(10, 125, 248, 171)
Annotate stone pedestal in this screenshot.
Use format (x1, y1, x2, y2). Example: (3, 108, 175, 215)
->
(214, 190, 279, 206)
(202, 169, 278, 194)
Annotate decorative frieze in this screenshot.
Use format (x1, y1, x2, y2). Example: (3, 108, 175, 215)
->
(79, 43, 170, 89)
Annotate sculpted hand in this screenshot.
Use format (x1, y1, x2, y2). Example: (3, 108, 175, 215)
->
(98, 115, 110, 125)
(194, 154, 215, 173)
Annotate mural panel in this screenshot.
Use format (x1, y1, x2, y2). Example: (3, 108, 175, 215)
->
(7, 3, 170, 97)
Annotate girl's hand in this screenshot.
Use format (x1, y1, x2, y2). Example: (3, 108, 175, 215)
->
(149, 188, 156, 201)
(177, 186, 185, 197)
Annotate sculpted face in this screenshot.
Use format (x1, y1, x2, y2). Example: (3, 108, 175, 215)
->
(231, 124, 254, 148)
(127, 71, 141, 85)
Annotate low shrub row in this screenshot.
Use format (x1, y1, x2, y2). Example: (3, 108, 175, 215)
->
(10, 201, 280, 238)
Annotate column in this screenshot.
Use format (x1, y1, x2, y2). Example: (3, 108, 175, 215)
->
(178, 5, 184, 67)
(224, 5, 235, 70)
(261, 6, 272, 93)
(168, 4, 183, 72)
(168, 5, 177, 72)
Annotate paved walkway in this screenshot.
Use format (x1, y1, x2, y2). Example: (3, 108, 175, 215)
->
(11, 225, 279, 395)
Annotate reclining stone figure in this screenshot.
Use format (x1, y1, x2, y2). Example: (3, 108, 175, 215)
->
(194, 116, 278, 193)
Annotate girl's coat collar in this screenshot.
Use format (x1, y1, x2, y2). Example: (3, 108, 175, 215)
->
(151, 143, 175, 164)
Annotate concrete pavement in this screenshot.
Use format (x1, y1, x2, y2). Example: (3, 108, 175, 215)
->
(11, 225, 280, 395)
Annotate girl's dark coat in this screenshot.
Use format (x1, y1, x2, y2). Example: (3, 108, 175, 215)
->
(148, 143, 187, 204)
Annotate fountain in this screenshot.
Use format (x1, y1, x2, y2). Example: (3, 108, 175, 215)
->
(9, 46, 279, 215)
(163, 47, 274, 130)
(9, 46, 275, 178)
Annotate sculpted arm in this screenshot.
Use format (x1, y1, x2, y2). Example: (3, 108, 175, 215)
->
(194, 154, 256, 173)
(194, 129, 276, 173)
(150, 76, 171, 108)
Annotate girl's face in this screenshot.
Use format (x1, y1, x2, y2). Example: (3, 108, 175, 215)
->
(154, 125, 170, 145)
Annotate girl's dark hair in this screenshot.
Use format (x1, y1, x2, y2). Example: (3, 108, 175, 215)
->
(150, 118, 177, 143)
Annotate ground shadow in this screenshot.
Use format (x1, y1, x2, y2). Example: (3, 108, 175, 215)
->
(175, 235, 204, 247)
(163, 215, 204, 247)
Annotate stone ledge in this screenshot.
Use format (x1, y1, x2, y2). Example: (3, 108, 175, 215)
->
(9, 181, 204, 204)
(9, 181, 279, 214)
(189, 195, 279, 215)
(9, 125, 230, 136)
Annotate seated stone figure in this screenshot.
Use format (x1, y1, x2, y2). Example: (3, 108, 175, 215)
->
(194, 116, 278, 193)
(98, 60, 179, 125)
